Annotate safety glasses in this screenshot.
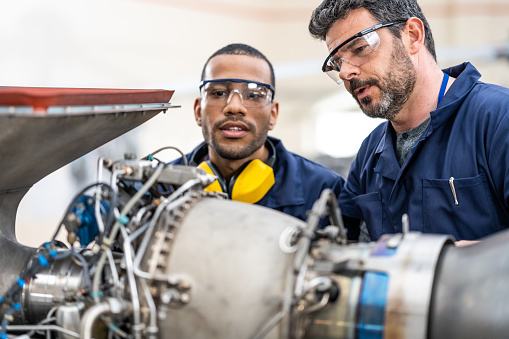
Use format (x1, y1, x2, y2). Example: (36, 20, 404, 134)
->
(322, 20, 407, 85)
(199, 78, 274, 108)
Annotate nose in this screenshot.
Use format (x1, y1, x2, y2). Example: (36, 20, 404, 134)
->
(226, 90, 244, 105)
(338, 59, 360, 82)
(224, 89, 247, 115)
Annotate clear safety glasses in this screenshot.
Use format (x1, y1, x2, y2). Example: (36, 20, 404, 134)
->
(199, 78, 274, 108)
(322, 20, 407, 85)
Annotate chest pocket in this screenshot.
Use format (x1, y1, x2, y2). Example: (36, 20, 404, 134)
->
(422, 173, 500, 240)
(352, 192, 384, 240)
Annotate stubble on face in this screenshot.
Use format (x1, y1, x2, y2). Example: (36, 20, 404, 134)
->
(350, 37, 416, 121)
(202, 116, 270, 161)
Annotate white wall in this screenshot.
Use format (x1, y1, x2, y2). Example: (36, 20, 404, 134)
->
(2, 0, 508, 246)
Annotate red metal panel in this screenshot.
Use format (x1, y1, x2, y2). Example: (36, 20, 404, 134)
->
(0, 87, 174, 112)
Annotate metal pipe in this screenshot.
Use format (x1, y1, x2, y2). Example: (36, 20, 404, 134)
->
(80, 298, 131, 339)
(95, 156, 106, 233)
(140, 278, 159, 339)
(120, 226, 142, 339)
(132, 178, 204, 280)
(9, 324, 80, 338)
(92, 164, 165, 303)
(79, 302, 111, 339)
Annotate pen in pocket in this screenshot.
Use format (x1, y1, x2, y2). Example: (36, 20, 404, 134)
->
(449, 177, 459, 205)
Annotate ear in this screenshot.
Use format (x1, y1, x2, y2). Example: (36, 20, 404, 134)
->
(194, 97, 202, 126)
(405, 17, 425, 56)
(268, 101, 279, 130)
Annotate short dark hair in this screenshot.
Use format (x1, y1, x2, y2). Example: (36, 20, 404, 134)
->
(308, 0, 436, 61)
(200, 43, 276, 91)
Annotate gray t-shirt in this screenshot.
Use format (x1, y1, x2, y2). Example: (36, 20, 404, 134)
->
(395, 117, 431, 166)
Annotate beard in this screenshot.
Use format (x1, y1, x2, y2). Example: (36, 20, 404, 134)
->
(202, 116, 270, 160)
(350, 38, 417, 121)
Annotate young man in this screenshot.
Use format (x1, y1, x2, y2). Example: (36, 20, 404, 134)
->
(172, 43, 344, 224)
(309, 0, 509, 242)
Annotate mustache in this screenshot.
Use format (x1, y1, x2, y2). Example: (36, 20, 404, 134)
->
(213, 117, 255, 130)
(349, 78, 379, 94)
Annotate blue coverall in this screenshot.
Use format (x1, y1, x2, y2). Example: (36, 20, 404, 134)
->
(339, 62, 509, 241)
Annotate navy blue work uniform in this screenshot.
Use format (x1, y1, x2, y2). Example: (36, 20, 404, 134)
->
(339, 62, 509, 241)
(172, 136, 345, 225)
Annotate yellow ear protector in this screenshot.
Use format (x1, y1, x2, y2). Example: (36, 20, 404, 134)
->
(192, 140, 276, 204)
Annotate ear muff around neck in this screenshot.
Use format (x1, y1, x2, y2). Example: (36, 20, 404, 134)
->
(229, 159, 275, 203)
(197, 159, 275, 204)
(197, 161, 226, 193)
(194, 139, 277, 204)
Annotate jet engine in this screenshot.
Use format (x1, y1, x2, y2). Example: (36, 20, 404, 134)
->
(1, 87, 508, 339)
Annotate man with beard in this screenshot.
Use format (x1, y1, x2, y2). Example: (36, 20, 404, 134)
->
(309, 0, 509, 243)
(171, 43, 344, 224)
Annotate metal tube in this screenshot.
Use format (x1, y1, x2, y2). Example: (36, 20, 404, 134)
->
(80, 299, 131, 339)
(92, 164, 166, 303)
(95, 156, 106, 233)
(132, 178, 203, 280)
(8, 324, 80, 338)
(79, 302, 110, 339)
(140, 278, 159, 339)
(120, 226, 142, 339)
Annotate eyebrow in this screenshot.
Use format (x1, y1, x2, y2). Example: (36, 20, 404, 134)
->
(343, 36, 364, 51)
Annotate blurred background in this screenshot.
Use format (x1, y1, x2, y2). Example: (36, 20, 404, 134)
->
(2, 0, 508, 246)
